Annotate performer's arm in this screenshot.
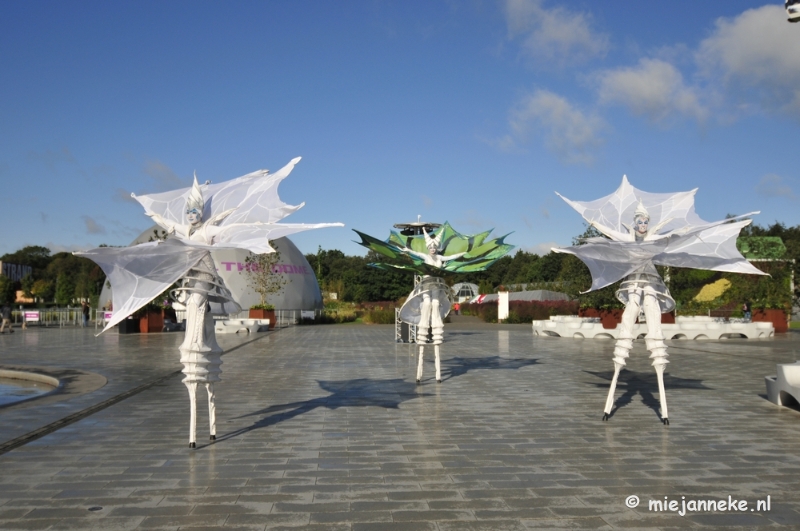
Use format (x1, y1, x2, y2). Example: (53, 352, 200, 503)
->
(145, 211, 177, 235)
(586, 218, 630, 241)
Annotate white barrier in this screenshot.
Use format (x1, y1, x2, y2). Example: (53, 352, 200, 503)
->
(766, 362, 800, 407)
(532, 315, 774, 340)
(214, 319, 270, 334)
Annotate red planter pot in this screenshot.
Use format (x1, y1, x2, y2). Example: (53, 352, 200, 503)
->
(579, 308, 623, 329)
(753, 309, 788, 333)
(249, 308, 276, 329)
(139, 311, 164, 333)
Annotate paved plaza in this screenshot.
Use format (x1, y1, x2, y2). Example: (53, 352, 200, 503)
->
(1, 320, 800, 530)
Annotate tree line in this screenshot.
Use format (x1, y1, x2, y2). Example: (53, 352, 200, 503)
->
(1, 220, 797, 312)
(306, 221, 799, 312)
(0, 246, 105, 307)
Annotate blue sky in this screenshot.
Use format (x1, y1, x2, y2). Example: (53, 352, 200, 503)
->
(1, 1, 798, 258)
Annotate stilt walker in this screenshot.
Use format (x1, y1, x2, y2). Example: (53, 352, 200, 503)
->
(553, 176, 765, 424)
(78, 157, 342, 447)
(354, 220, 514, 384)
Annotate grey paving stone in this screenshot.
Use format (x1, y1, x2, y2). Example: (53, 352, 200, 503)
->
(1, 325, 799, 530)
(353, 523, 437, 531)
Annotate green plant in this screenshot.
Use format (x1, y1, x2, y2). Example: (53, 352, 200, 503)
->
(298, 309, 358, 325)
(362, 309, 396, 324)
(250, 303, 275, 311)
(242, 241, 288, 309)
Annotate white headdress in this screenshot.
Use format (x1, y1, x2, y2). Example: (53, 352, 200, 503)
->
(634, 199, 650, 221)
(186, 172, 204, 215)
(423, 227, 442, 253)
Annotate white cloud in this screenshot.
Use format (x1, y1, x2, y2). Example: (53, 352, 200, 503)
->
(506, 89, 605, 165)
(597, 58, 708, 123)
(755, 174, 796, 199)
(26, 147, 78, 171)
(696, 5, 800, 116)
(503, 0, 609, 67)
(525, 241, 562, 256)
(144, 160, 184, 191)
(455, 210, 497, 231)
(112, 188, 138, 203)
(81, 215, 106, 235)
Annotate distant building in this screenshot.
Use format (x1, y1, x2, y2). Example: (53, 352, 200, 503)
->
(97, 226, 323, 312)
(451, 282, 479, 303)
(0, 262, 32, 282)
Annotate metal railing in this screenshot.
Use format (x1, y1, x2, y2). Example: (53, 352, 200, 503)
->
(9, 307, 327, 330)
(10, 308, 97, 328)
(221, 309, 323, 328)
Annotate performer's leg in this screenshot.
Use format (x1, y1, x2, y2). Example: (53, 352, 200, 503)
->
(206, 383, 216, 440)
(434, 345, 441, 383)
(430, 298, 444, 345)
(185, 381, 198, 448)
(416, 346, 425, 383)
(643, 292, 669, 425)
(181, 292, 209, 352)
(604, 293, 641, 420)
(603, 362, 624, 420)
(417, 293, 431, 344)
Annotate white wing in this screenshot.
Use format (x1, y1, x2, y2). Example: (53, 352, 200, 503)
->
(132, 157, 307, 227)
(76, 240, 207, 334)
(554, 177, 765, 291)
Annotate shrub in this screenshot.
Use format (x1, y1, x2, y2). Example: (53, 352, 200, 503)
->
(298, 309, 358, 325)
(362, 309, 396, 324)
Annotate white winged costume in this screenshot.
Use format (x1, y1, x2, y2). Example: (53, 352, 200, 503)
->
(81, 157, 342, 333)
(79, 157, 342, 447)
(554, 176, 764, 425)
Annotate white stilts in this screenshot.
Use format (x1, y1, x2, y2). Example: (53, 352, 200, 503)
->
(643, 290, 669, 425)
(416, 346, 425, 383)
(206, 383, 217, 439)
(654, 364, 669, 424)
(434, 345, 441, 382)
(185, 381, 198, 447)
(603, 362, 624, 420)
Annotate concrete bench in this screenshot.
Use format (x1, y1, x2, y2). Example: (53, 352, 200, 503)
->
(765, 361, 800, 408)
(532, 315, 774, 340)
(214, 319, 270, 334)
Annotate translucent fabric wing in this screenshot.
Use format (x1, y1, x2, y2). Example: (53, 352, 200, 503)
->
(556, 176, 706, 238)
(77, 240, 208, 333)
(214, 221, 343, 255)
(554, 177, 765, 292)
(80, 157, 343, 334)
(133, 157, 306, 227)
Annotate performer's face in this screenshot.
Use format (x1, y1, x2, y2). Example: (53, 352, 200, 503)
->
(186, 208, 202, 225)
(427, 244, 437, 256)
(635, 216, 649, 235)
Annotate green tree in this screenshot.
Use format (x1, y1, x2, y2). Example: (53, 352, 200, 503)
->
(242, 242, 287, 308)
(0, 245, 51, 272)
(0, 275, 15, 304)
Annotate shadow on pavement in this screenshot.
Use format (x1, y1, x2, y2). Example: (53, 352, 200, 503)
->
(585, 369, 711, 421)
(218, 378, 430, 442)
(438, 355, 539, 382)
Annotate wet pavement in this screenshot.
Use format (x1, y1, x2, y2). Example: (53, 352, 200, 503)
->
(1, 322, 799, 529)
